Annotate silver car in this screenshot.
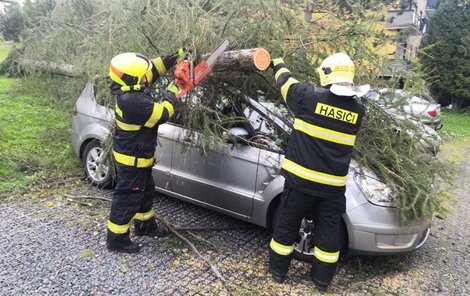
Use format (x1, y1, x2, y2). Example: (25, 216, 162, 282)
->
(366, 89, 443, 130)
(71, 81, 431, 260)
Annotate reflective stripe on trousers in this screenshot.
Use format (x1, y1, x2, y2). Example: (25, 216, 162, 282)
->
(270, 238, 294, 256)
(113, 150, 155, 168)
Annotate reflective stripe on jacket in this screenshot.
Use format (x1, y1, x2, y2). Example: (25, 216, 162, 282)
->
(273, 62, 366, 198)
(111, 85, 176, 168)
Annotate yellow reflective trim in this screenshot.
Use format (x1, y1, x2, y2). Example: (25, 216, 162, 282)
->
(293, 118, 356, 146)
(153, 57, 167, 76)
(162, 101, 174, 118)
(134, 209, 156, 221)
(269, 238, 294, 256)
(331, 65, 355, 73)
(144, 103, 164, 128)
(281, 159, 346, 186)
(280, 77, 299, 102)
(113, 151, 154, 168)
(275, 67, 290, 82)
(136, 157, 155, 168)
(315, 102, 358, 124)
(115, 103, 123, 117)
(314, 246, 339, 263)
(107, 220, 130, 234)
(116, 119, 141, 131)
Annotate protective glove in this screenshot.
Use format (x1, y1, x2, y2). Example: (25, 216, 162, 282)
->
(270, 57, 285, 69)
(167, 82, 180, 97)
(177, 47, 193, 59)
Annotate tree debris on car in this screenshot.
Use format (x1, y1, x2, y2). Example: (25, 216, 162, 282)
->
(10, 0, 454, 221)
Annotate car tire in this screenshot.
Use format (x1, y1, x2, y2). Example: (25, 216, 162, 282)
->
(272, 203, 347, 262)
(82, 140, 113, 188)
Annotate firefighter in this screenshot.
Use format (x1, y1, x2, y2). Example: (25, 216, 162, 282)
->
(106, 49, 186, 253)
(267, 53, 369, 291)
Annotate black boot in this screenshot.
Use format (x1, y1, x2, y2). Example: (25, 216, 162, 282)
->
(311, 257, 336, 292)
(106, 231, 140, 253)
(268, 249, 292, 283)
(134, 219, 169, 237)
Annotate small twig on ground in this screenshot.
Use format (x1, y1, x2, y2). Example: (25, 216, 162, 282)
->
(154, 215, 227, 286)
(63, 193, 112, 202)
(187, 231, 219, 251)
(69, 200, 93, 207)
(174, 226, 255, 231)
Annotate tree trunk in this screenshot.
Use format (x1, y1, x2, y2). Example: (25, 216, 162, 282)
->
(18, 59, 79, 77)
(451, 97, 463, 111)
(202, 48, 271, 72)
(16, 48, 270, 77)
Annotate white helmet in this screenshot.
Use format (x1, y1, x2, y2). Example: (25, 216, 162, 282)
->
(318, 53, 355, 86)
(318, 53, 370, 97)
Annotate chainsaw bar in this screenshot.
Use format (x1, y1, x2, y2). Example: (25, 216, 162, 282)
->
(205, 39, 230, 68)
(174, 40, 229, 97)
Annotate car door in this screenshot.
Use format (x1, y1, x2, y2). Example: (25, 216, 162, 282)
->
(169, 124, 259, 218)
(152, 123, 174, 191)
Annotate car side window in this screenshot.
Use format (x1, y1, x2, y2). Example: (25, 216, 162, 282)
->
(168, 94, 253, 145)
(93, 78, 115, 107)
(242, 106, 288, 153)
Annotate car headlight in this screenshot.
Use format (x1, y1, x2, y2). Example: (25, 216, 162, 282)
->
(353, 172, 400, 208)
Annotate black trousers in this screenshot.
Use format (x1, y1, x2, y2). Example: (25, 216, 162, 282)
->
(270, 185, 346, 285)
(108, 164, 155, 231)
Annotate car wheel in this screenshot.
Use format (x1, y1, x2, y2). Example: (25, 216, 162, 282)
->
(293, 216, 348, 262)
(272, 204, 347, 262)
(82, 140, 113, 188)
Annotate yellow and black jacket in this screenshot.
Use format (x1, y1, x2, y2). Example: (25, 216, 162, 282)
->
(111, 55, 178, 168)
(273, 62, 366, 198)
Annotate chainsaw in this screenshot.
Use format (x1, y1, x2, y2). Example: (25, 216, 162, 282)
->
(174, 40, 229, 97)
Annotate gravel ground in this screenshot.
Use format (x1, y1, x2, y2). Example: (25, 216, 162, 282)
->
(1, 147, 469, 295)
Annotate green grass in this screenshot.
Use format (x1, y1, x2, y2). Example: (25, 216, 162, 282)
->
(0, 77, 81, 193)
(0, 47, 10, 61)
(0, 41, 20, 62)
(441, 109, 470, 139)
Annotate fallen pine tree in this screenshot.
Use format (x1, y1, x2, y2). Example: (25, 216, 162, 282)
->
(6, 0, 454, 222)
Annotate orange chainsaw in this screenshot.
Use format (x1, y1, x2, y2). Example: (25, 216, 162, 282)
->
(174, 40, 229, 97)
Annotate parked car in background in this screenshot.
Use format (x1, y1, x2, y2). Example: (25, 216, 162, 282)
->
(366, 89, 442, 130)
(71, 81, 432, 260)
(365, 89, 442, 154)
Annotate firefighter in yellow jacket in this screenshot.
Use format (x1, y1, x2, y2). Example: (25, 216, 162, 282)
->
(106, 49, 186, 253)
(267, 53, 369, 291)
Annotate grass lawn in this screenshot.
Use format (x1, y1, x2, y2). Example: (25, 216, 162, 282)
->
(0, 77, 81, 193)
(439, 109, 470, 164)
(0, 40, 20, 62)
(441, 109, 470, 138)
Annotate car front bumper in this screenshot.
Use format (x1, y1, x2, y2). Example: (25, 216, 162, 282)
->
(345, 202, 431, 255)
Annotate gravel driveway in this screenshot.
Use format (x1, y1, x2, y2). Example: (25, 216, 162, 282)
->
(1, 146, 469, 295)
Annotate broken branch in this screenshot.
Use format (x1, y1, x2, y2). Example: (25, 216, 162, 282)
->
(154, 215, 227, 286)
